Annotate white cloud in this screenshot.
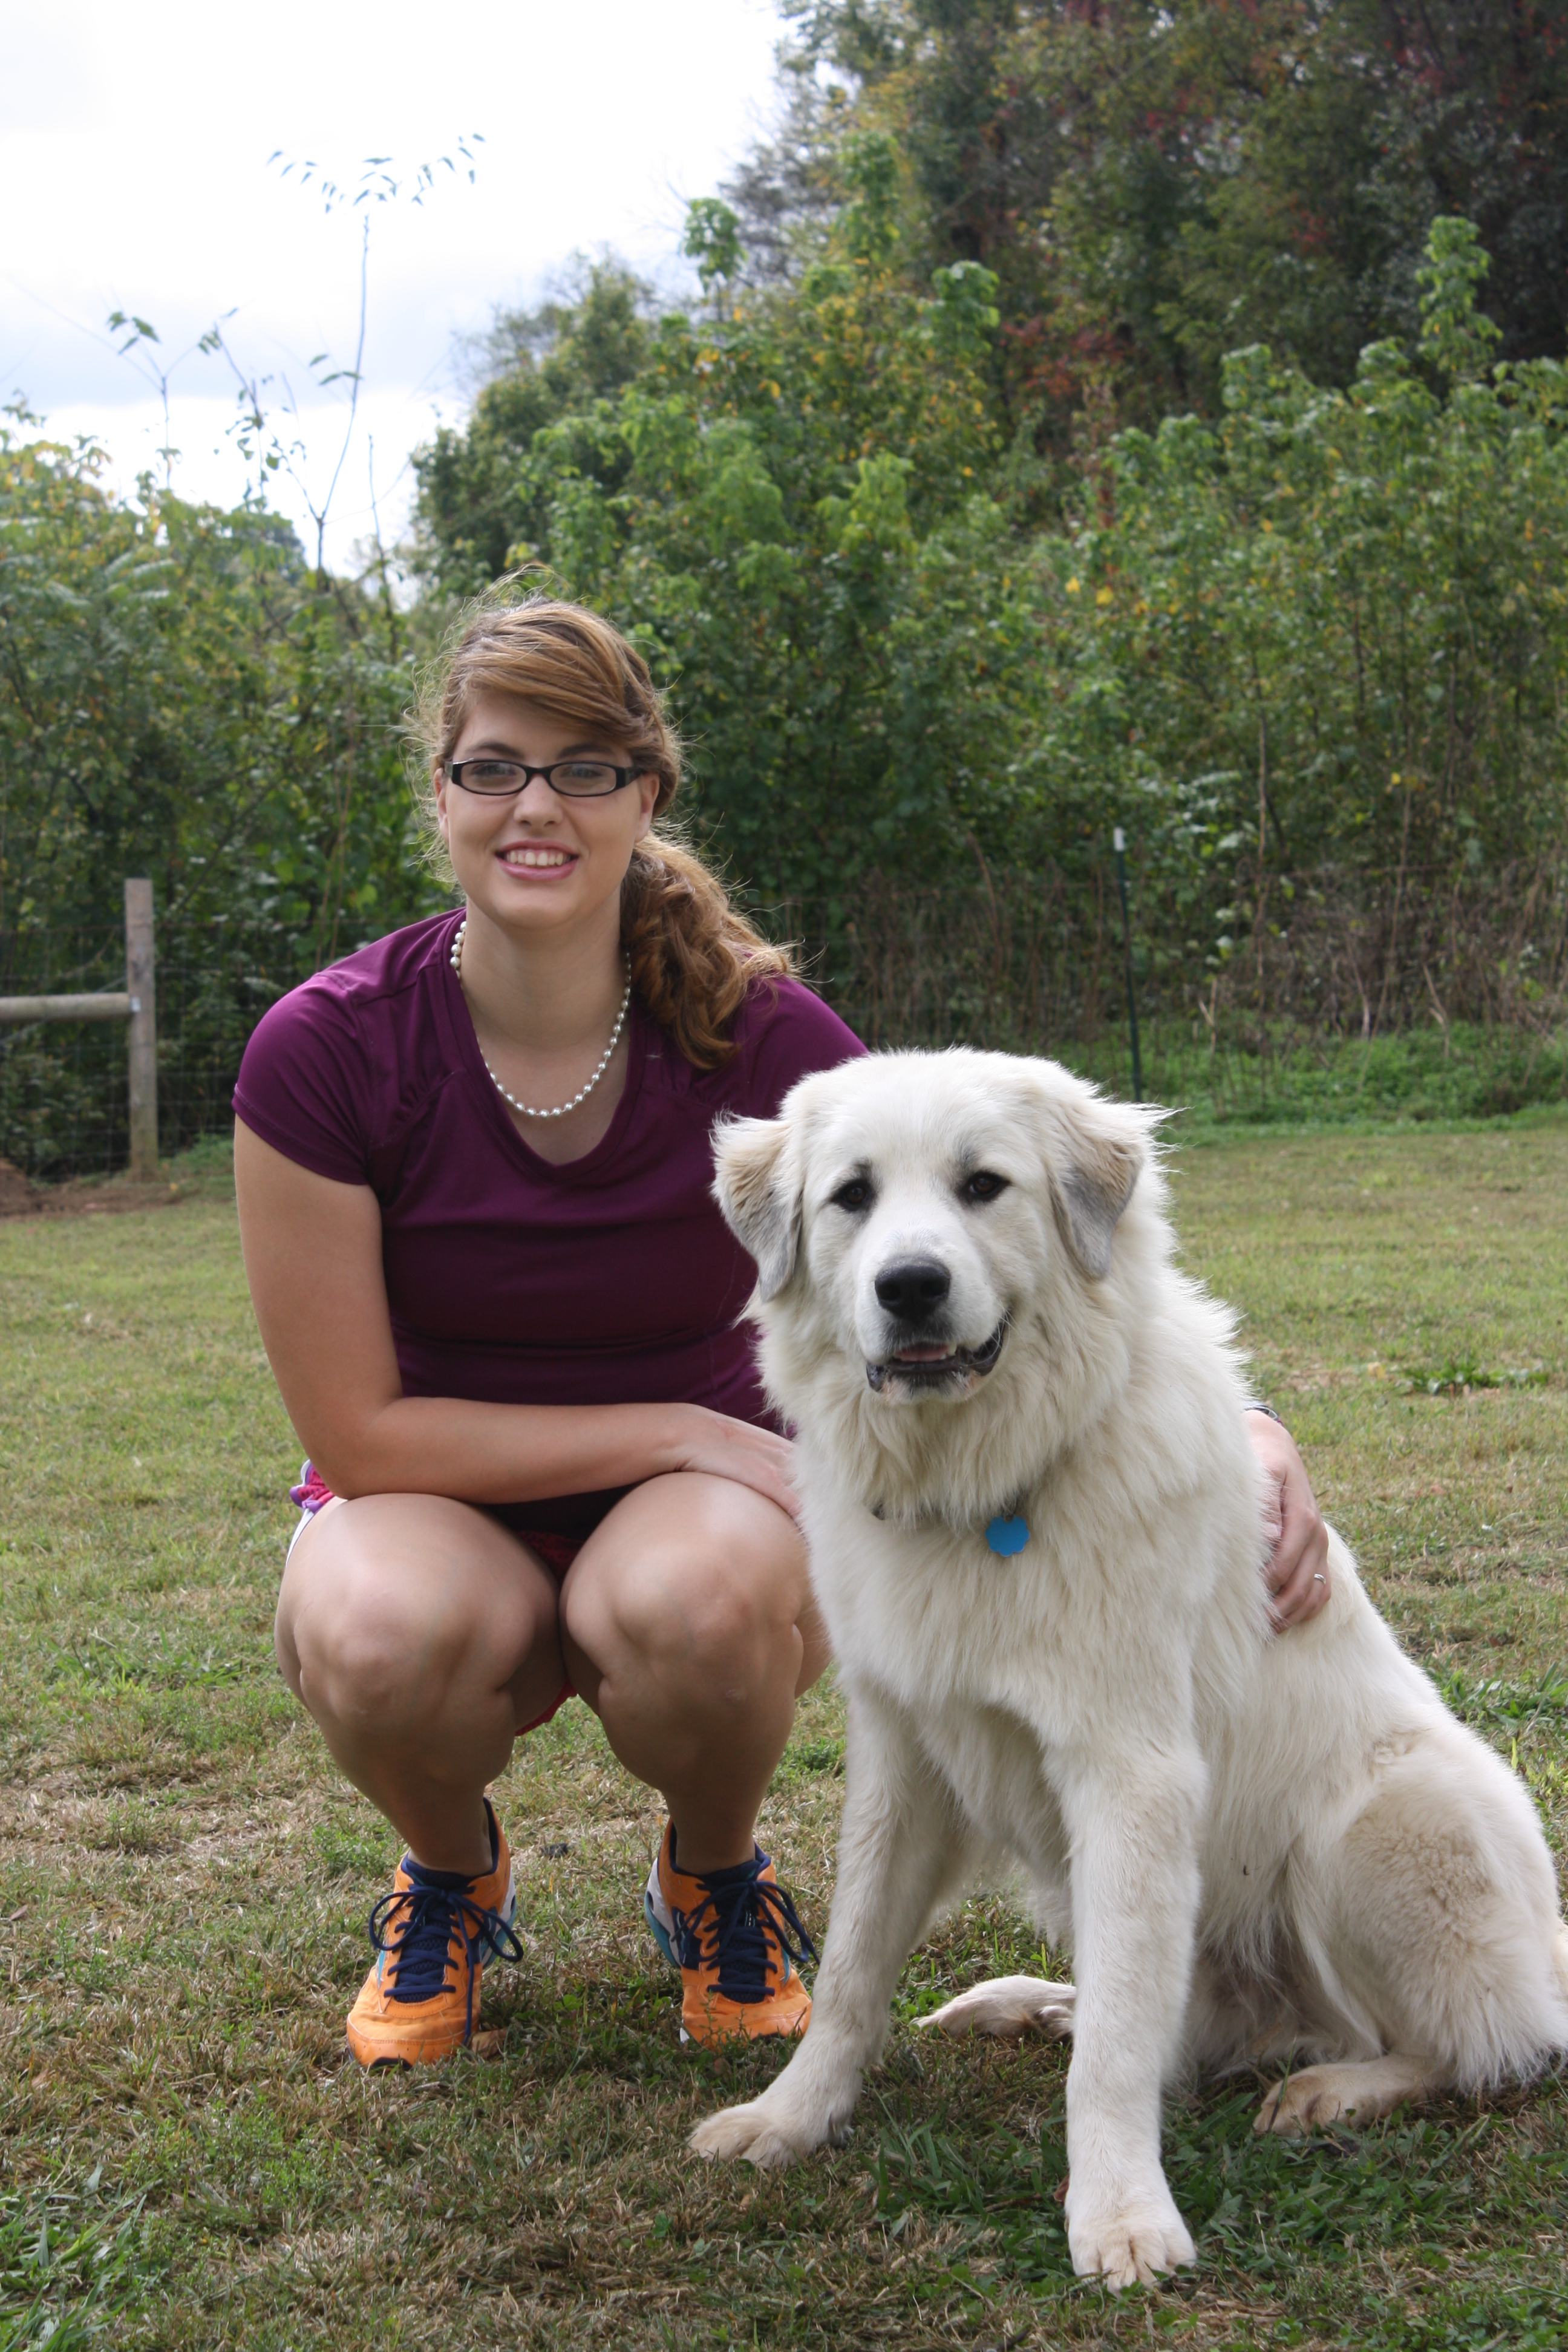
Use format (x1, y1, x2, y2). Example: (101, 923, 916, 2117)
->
(4, 0, 786, 569)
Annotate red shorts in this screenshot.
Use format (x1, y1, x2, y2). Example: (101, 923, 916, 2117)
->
(287, 1462, 580, 1733)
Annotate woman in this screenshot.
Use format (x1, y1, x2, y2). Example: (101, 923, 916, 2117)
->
(234, 596, 1330, 2069)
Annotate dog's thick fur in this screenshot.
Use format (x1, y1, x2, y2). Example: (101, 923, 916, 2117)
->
(692, 1051, 1568, 2289)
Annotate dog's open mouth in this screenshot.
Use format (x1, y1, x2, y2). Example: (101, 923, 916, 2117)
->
(866, 1321, 1007, 1394)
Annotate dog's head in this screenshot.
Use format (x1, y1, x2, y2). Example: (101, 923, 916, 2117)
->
(714, 1051, 1168, 1524)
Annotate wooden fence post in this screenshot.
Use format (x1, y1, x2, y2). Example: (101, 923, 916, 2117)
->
(125, 878, 158, 1180)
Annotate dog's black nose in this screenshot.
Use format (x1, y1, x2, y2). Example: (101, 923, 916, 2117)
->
(874, 1259, 952, 1315)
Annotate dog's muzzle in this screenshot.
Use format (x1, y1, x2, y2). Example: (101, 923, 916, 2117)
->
(865, 1319, 1008, 1395)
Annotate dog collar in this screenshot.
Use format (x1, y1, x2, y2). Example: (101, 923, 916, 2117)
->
(867, 1499, 1031, 1554)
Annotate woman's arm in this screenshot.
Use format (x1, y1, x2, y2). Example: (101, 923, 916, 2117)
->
(1244, 1407, 1330, 1627)
(233, 1119, 799, 1519)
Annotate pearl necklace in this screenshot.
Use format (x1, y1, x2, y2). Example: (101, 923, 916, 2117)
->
(449, 918, 632, 1121)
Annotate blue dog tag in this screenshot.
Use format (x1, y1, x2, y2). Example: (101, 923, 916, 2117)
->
(985, 1515, 1030, 1557)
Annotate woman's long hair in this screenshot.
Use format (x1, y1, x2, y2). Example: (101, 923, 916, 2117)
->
(411, 593, 793, 1069)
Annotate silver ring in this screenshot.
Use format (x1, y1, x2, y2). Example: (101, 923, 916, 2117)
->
(1312, 1573, 1326, 1583)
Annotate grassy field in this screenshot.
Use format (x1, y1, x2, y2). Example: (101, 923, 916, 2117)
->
(1067, 1021, 1568, 1140)
(1, 1117, 1566, 2350)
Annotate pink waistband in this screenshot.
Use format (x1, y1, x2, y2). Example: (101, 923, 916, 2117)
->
(289, 1460, 336, 1515)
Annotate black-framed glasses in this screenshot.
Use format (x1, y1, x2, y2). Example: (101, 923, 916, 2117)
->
(445, 756, 641, 799)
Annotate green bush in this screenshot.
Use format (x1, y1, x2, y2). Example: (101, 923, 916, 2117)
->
(0, 422, 440, 1171)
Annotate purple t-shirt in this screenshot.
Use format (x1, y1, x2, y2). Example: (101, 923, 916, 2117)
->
(233, 910, 864, 1537)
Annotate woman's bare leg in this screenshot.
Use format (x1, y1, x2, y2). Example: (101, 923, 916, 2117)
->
(276, 1494, 564, 1876)
(276, 1475, 826, 1880)
(560, 1472, 828, 1875)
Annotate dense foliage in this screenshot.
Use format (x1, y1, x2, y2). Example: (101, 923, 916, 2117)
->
(412, 210, 1568, 1048)
(0, 427, 425, 956)
(744, 1, 1568, 428)
(0, 424, 434, 1168)
(422, 197, 1028, 904)
(6, 0, 1568, 1168)
(1027, 218, 1568, 1028)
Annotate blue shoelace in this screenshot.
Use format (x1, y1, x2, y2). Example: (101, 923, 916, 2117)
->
(674, 1854, 817, 2004)
(368, 1872, 525, 2039)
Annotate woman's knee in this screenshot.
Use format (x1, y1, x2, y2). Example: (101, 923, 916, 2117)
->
(577, 1532, 802, 1699)
(281, 1504, 556, 1731)
(290, 1577, 459, 1731)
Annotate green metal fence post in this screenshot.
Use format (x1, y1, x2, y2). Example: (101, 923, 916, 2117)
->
(1112, 826, 1143, 1103)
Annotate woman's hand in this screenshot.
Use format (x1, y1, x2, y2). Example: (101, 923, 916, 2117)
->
(661, 1406, 802, 1524)
(1246, 1408, 1330, 1627)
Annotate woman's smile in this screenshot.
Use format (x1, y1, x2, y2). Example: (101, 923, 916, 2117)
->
(497, 842, 579, 875)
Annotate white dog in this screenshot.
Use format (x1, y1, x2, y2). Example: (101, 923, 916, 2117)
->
(691, 1050, 1568, 2290)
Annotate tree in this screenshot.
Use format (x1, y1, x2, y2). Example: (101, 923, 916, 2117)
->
(1027, 218, 1568, 1025)
(0, 419, 435, 1168)
(412, 195, 1034, 904)
(411, 261, 655, 594)
(771, 1, 1568, 435)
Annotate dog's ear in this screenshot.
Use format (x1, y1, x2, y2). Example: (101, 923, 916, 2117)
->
(711, 1114, 801, 1301)
(1036, 1082, 1149, 1279)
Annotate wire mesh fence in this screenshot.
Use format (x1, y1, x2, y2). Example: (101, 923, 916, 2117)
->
(0, 922, 317, 1181)
(3, 855, 1565, 1181)
(771, 856, 1568, 1051)
(1, 885, 1085, 1180)
(0, 926, 131, 1177)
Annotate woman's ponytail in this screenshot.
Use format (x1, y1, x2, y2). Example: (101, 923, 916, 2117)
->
(620, 835, 792, 1070)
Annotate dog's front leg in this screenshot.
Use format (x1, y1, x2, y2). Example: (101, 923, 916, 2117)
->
(691, 1691, 962, 2169)
(1056, 1744, 1204, 2290)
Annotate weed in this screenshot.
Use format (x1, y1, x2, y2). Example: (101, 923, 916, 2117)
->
(0, 2177, 157, 2350)
(1432, 1668, 1568, 1736)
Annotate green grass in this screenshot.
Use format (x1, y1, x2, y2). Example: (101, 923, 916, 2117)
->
(1064, 1018, 1568, 1140)
(1, 1118, 1566, 2347)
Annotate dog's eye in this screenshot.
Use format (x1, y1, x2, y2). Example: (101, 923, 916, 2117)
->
(832, 1177, 874, 1212)
(962, 1170, 1008, 1205)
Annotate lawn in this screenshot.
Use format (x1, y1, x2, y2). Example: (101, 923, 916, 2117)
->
(2, 1116, 1566, 2350)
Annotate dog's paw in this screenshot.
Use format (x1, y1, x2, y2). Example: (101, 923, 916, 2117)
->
(1255, 2059, 1426, 2136)
(919, 1975, 1076, 2042)
(1068, 2203, 1195, 2292)
(690, 2097, 847, 2169)
(1255, 2070, 1330, 2136)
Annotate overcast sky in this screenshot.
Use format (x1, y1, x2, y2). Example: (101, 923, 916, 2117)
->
(3, 0, 789, 571)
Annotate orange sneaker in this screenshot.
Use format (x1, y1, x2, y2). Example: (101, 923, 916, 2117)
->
(345, 1800, 523, 2068)
(643, 1821, 814, 2047)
